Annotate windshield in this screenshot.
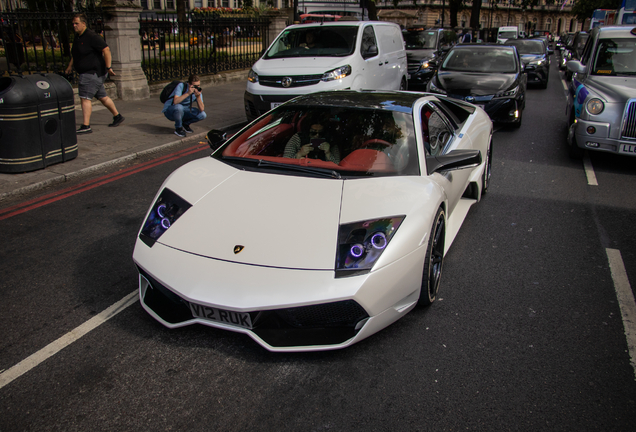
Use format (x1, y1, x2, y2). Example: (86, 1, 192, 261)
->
(265, 26, 358, 59)
(403, 30, 438, 49)
(592, 38, 636, 76)
(442, 48, 517, 73)
(506, 40, 545, 55)
(499, 31, 517, 40)
(214, 105, 419, 177)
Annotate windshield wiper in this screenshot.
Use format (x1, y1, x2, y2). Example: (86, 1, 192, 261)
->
(223, 157, 342, 179)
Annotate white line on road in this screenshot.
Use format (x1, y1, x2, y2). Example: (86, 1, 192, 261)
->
(606, 248, 636, 380)
(583, 152, 599, 186)
(0, 291, 138, 390)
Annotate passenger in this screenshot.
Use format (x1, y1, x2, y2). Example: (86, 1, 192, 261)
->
(284, 122, 340, 163)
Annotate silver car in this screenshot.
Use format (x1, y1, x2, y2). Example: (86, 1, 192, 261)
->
(566, 26, 636, 158)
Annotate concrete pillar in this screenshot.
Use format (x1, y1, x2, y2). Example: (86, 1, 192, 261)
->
(102, 0, 150, 101)
(262, 9, 290, 52)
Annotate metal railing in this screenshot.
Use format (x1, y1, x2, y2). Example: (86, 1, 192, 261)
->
(0, 2, 103, 83)
(139, 13, 270, 83)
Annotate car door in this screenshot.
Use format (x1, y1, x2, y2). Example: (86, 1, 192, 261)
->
(360, 24, 385, 89)
(421, 102, 472, 214)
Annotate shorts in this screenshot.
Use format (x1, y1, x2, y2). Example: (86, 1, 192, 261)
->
(78, 73, 107, 100)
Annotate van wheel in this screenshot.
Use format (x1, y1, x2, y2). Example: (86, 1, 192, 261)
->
(400, 78, 407, 91)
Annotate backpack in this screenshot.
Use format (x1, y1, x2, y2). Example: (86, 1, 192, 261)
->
(159, 81, 187, 103)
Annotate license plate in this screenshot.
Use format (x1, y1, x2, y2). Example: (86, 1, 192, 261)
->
(619, 143, 636, 154)
(271, 102, 283, 110)
(189, 302, 252, 328)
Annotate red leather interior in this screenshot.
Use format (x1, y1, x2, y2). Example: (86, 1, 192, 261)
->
(339, 149, 395, 172)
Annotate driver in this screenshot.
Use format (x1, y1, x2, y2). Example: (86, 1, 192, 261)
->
(284, 122, 340, 163)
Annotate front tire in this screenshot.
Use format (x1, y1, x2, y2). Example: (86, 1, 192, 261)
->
(419, 207, 446, 306)
(567, 112, 584, 159)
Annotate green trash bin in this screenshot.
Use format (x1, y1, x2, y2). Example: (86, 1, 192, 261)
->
(0, 74, 77, 173)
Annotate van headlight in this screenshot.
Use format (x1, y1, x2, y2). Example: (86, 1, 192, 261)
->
(322, 65, 352, 82)
(529, 59, 544, 66)
(496, 85, 518, 98)
(248, 69, 259, 83)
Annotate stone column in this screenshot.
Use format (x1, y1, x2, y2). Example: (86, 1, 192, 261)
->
(101, 0, 149, 100)
(262, 10, 290, 52)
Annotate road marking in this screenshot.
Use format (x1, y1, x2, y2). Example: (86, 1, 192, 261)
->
(606, 248, 636, 379)
(0, 291, 138, 390)
(561, 77, 568, 92)
(583, 152, 598, 186)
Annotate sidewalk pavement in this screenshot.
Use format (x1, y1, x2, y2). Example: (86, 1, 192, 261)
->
(0, 72, 250, 203)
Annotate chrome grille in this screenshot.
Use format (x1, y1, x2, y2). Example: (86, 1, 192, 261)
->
(259, 74, 323, 88)
(622, 99, 636, 140)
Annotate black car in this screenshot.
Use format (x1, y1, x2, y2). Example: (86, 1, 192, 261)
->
(427, 44, 527, 127)
(403, 27, 458, 88)
(504, 38, 550, 88)
(562, 31, 589, 80)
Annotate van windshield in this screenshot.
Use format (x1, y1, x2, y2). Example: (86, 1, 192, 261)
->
(265, 26, 358, 59)
(498, 31, 517, 40)
(403, 30, 438, 49)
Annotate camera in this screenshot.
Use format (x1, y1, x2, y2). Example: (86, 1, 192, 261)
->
(193, 85, 202, 91)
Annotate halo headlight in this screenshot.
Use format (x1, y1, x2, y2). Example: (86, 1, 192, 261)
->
(140, 188, 192, 247)
(586, 98, 604, 115)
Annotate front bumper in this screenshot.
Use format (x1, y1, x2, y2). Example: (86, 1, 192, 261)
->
(571, 119, 636, 156)
(133, 239, 425, 352)
(244, 91, 299, 122)
(524, 65, 549, 85)
(408, 68, 435, 88)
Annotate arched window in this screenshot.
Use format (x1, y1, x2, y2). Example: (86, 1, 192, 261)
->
(546, 18, 552, 32)
(493, 15, 501, 29)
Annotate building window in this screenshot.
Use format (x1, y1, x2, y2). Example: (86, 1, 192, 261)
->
(166, 0, 175, 9)
(222, 0, 229, 7)
(195, 0, 202, 6)
(154, 0, 161, 9)
(546, 19, 552, 32)
(141, 0, 148, 9)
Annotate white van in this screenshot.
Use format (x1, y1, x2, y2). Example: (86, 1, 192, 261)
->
(497, 26, 519, 44)
(244, 21, 408, 121)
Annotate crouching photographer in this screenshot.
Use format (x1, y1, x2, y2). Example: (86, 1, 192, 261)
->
(162, 74, 207, 137)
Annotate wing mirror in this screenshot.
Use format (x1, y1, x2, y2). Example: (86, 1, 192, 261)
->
(426, 149, 482, 175)
(566, 60, 585, 74)
(206, 129, 227, 151)
(363, 44, 378, 59)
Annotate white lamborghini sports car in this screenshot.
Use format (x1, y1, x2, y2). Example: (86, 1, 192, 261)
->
(133, 90, 493, 352)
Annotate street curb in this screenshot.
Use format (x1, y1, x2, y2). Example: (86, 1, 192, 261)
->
(0, 121, 248, 203)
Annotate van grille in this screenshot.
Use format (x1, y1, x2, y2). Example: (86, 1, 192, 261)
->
(407, 59, 421, 74)
(259, 74, 323, 88)
(621, 100, 636, 140)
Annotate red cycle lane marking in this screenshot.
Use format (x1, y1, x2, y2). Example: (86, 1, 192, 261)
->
(0, 143, 209, 221)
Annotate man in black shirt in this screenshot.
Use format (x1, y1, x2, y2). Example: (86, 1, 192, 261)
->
(65, 13, 124, 134)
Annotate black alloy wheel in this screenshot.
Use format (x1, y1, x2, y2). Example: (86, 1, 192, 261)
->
(419, 207, 446, 306)
(400, 78, 407, 91)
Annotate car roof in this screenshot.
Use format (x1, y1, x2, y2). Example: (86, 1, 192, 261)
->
(452, 43, 516, 50)
(592, 25, 636, 38)
(284, 90, 424, 114)
(286, 21, 395, 30)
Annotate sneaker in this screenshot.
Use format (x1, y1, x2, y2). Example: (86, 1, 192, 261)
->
(183, 124, 193, 133)
(174, 127, 186, 138)
(109, 114, 125, 127)
(76, 125, 92, 134)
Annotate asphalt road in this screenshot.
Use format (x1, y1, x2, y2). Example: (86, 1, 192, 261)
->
(1, 59, 636, 431)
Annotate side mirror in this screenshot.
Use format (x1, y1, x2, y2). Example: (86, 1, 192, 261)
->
(426, 149, 482, 175)
(566, 60, 585, 74)
(363, 44, 378, 59)
(206, 129, 227, 151)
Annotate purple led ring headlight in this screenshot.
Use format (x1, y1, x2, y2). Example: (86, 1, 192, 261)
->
(161, 218, 171, 229)
(370, 232, 388, 250)
(157, 203, 167, 218)
(350, 243, 365, 258)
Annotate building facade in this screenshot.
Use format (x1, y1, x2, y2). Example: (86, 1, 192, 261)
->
(377, 0, 583, 35)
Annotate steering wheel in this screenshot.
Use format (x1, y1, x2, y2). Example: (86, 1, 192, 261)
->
(361, 138, 392, 149)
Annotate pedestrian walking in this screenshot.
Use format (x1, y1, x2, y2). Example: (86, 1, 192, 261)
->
(65, 13, 124, 134)
(461, 28, 472, 43)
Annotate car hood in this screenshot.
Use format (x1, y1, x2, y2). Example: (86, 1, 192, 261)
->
(436, 71, 517, 96)
(406, 49, 436, 63)
(586, 76, 636, 103)
(254, 57, 350, 75)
